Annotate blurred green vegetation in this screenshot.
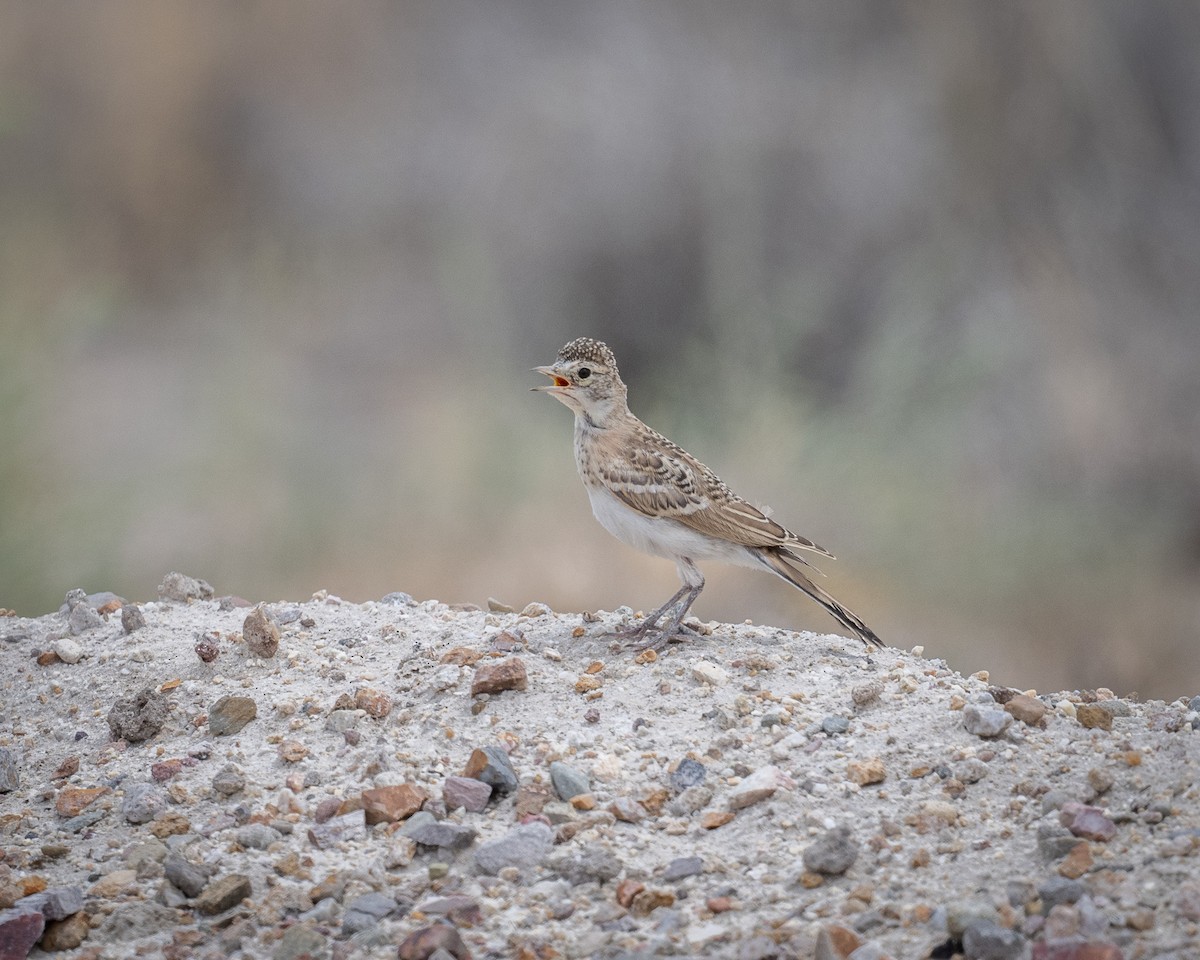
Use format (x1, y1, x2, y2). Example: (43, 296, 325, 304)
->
(1, 2, 1197, 699)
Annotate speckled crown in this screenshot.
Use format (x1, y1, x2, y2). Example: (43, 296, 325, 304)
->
(556, 337, 618, 372)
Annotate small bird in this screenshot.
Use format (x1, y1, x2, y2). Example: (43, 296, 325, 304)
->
(533, 337, 882, 650)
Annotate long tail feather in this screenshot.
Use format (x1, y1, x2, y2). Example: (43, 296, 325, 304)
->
(758, 550, 884, 649)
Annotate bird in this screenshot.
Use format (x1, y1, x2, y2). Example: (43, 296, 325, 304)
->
(532, 337, 883, 650)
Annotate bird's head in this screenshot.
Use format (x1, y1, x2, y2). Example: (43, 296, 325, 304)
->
(532, 337, 627, 424)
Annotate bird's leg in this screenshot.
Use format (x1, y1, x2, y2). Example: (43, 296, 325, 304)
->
(620, 561, 705, 650)
(611, 583, 693, 642)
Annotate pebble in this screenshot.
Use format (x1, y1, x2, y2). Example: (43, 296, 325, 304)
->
(670, 757, 707, 791)
(662, 856, 704, 881)
(609, 796, 647, 822)
(362, 783, 429, 824)
(462, 745, 520, 793)
(195, 873, 252, 914)
(1076, 703, 1113, 731)
(691, 660, 729, 686)
(550, 761, 590, 800)
(1177, 880, 1200, 920)
(122, 602, 146, 633)
(212, 762, 247, 795)
(121, 783, 167, 824)
(405, 821, 478, 851)
(802, 825, 859, 875)
(397, 923, 471, 960)
(441, 775, 491, 812)
(237, 823, 282, 849)
(0, 747, 18, 792)
(962, 703, 1013, 738)
(307, 810, 366, 849)
(1004, 693, 1048, 725)
(51, 636, 85, 663)
(1038, 876, 1085, 910)
(208, 695, 258, 735)
(164, 853, 210, 898)
(1059, 803, 1117, 842)
(846, 757, 887, 786)
(342, 892, 400, 935)
(157, 571, 214, 602)
(39, 910, 89, 950)
(0, 905, 45, 956)
(471, 657, 528, 695)
(67, 602, 104, 635)
(728, 764, 792, 809)
(273, 924, 328, 960)
(821, 715, 850, 735)
(962, 920, 1027, 960)
(107, 686, 169, 742)
(243, 604, 280, 657)
(15, 886, 83, 921)
(851, 679, 884, 707)
(55, 785, 109, 817)
(668, 785, 712, 816)
(354, 686, 393, 718)
(474, 821, 554, 875)
(519, 601, 552, 617)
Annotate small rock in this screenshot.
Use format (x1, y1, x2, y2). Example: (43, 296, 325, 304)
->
(1037, 821, 1083, 860)
(1059, 803, 1117, 842)
(701, 810, 735, 829)
(107, 686, 169, 742)
(1030, 942, 1122, 960)
(1076, 704, 1113, 731)
(470, 657, 528, 696)
(670, 758, 707, 791)
(278, 739, 308, 763)
(308, 810, 366, 849)
(0, 905, 45, 957)
(39, 910, 89, 950)
(1004, 693, 1048, 725)
(815, 923, 862, 960)
(462, 745, 519, 793)
(519, 601, 551, 617)
(397, 922, 471, 960)
(212, 763, 246, 796)
(549, 761, 590, 801)
(406, 821, 478, 851)
(209, 695, 257, 735)
(150, 758, 184, 782)
(1057, 841, 1093, 878)
(15, 886, 83, 921)
(728, 765, 792, 810)
(89, 869, 137, 898)
(1085, 767, 1114, 796)
(164, 853, 210, 898)
(55, 786, 109, 817)
(100, 900, 177, 941)
(272, 924, 327, 960)
(549, 849, 623, 886)
(194, 634, 220, 663)
(691, 660, 729, 686)
(846, 757, 887, 786)
(194, 874, 252, 915)
(662, 856, 703, 881)
(1043, 903, 1081, 939)
(487, 597, 514, 613)
(962, 920, 1028, 960)
(121, 603, 146, 633)
(67, 603, 103, 635)
(52, 636, 85, 664)
(474, 821, 554, 875)
(362, 784, 429, 824)
(354, 686, 393, 718)
(1176, 879, 1200, 920)
(667, 785, 712, 816)
(821, 715, 850, 735)
(157, 571, 214, 602)
(963, 703, 1013, 738)
(1038, 876, 1085, 910)
(803, 825, 859, 876)
(0, 748, 18, 792)
(243, 605, 280, 658)
(442, 776, 491, 812)
(342, 892, 399, 935)
(237, 823, 282, 849)
(850, 680, 883, 707)
(121, 783, 166, 824)
(609, 797, 646, 822)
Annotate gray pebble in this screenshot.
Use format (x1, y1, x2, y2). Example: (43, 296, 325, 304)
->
(122, 604, 146, 633)
(52, 636, 85, 663)
(0, 747, 18, 792)
(342, 892, 399, 935)
(68, 603, 103, 635)
(164, 853, 210, 898)
(962, 703, 1013, 738)
(14, 886, 83, 921)
(237, 823, 282, 849)
(107, 686, 169, 743)
(962, 920, 1029, 960)
(208, 695, 257, 736)
(212, 763, 246, 796)
(549, 849, 623, 885)
(670, 758, 707, 791)
(662, 856, 704, 881)
(667, 785, 712, 816)
(549, 761, 590, 801)
(405, 821, 478, 851)
(102, 901, 179, 941)
(381, 592, 415, 606)
(821, 716, 850, 735)
(475, 821, 554, 875)
(1036, 821, 1083, 860)
(468, 744, 520, 793)
(157, 571, 214, 602)
(802, 824, 858, 875)
(122, 783, 167, 824)
(1038, 876, 1085, 911)
(273, 925, 328, 960)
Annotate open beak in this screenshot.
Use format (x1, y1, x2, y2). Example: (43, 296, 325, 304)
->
(531, 366, 571, 393)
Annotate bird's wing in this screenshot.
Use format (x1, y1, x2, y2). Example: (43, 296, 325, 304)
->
(596, 427, 834, 559)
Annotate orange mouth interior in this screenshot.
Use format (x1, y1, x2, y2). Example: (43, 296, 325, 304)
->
(553, 375, 569, 387)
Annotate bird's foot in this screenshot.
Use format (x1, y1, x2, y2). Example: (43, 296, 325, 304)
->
(607, 619, 697, 652)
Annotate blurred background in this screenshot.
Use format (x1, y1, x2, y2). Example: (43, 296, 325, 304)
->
(1, 2, 1197, 700)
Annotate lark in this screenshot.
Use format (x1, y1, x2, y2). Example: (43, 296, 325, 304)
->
(533, 337, 882, 650)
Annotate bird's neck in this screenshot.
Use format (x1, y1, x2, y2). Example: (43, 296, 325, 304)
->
(573, 397, 631, 432)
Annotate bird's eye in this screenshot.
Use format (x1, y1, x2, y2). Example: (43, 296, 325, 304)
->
(577, 367, 591, 380)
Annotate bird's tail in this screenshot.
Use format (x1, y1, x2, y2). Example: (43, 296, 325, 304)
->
(758, 550, 884, 650)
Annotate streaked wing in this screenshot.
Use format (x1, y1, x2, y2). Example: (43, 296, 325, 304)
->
(598, 426, 834, 559)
